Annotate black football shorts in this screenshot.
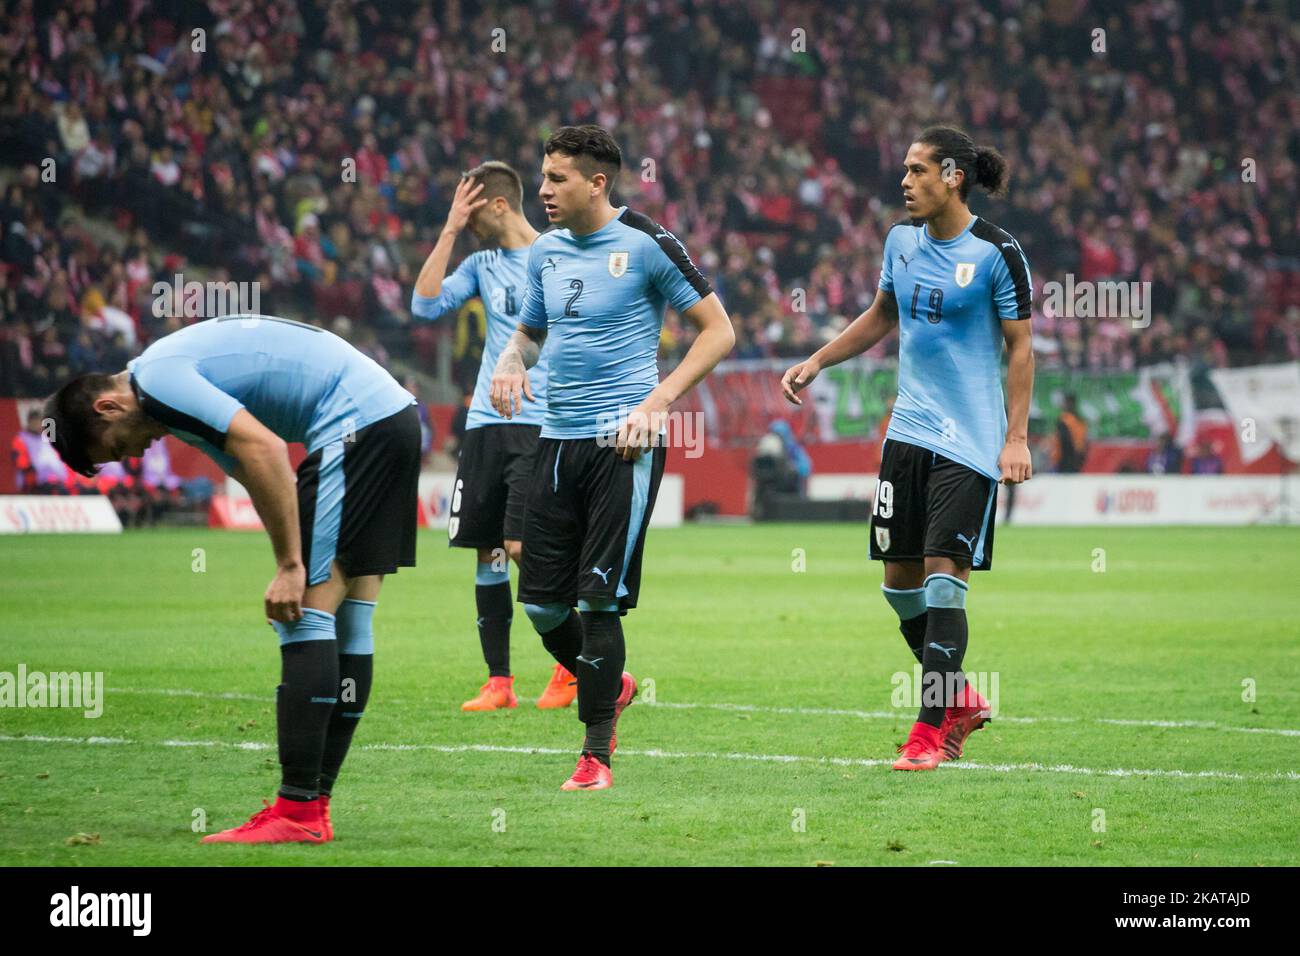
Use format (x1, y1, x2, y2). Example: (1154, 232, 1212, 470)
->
(296, 403, 421, 585)
(517, 437, 665, 612)
(447, 423, 541, 548)
(868, 438, 998, 570)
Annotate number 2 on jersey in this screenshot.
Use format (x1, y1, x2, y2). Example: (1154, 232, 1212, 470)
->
(563, 279, 584, 317)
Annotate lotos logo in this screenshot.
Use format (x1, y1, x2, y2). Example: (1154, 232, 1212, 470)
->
(1096, 488, 1157, 514)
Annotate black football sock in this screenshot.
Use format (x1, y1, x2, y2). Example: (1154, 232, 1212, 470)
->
(475, 563, 513, 678)
(320, 599, 377, 797)
(274, 609, 340, 800)
(918, 574, 970, 728)
(319, 654, 373, 797)
(881, 585, 927, 663)
(576, 610, 625, 766)
(537, 608, 583, 674)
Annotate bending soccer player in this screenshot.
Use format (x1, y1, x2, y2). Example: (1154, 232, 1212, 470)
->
(44, 315, 421, 840)
(412, 162, 576, 712)
(781, 125, 1034, 771)
(491, 125, 734, 791)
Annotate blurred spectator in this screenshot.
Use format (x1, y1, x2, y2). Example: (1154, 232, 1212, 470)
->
(767, 419, 812, 496)
(0, 0, 1295, 400)
(11, 406, 68, 492)
(1053, 393, 1089, 474)
(1147, 433, 1185, 475)
(1188, 438, 1225, 475)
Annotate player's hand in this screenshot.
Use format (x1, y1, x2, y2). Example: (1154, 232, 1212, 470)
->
(443, 176, 488, 235)
(780, 358, 821, 406)
(616, 398, 668, 461)
(998, 439, 1032, 485)
(265, 563, 306, 624)
(490, 352, 534, 419)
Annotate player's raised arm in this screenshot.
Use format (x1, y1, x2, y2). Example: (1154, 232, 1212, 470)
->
(998, 316, 1034, 484)
(225, 409, 304, 623)
(411, 177, 487, 316)
(781, 287, 899, 405)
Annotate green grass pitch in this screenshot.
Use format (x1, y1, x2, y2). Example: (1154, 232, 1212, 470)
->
(1, 523, 1298, 866)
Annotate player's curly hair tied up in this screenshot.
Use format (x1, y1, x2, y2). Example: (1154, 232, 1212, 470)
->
(917, 125, 1008, 201)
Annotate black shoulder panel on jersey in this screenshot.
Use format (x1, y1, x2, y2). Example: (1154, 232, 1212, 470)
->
(887, 217, 925, 234)
(971, 218, 1031, 320)
(619, 208, 713, 300)
(130, 374, 228, 450)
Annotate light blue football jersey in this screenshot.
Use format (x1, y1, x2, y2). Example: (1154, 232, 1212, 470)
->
(878, 216, 1032, 479)
(411, 246, 549, 429)
(127, 316, 415, 472)
(518, 207, 712, 439)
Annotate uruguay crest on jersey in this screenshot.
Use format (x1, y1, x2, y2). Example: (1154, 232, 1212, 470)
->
(608, 251, 629, 278)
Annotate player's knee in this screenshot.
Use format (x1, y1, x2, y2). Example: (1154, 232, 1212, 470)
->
(335, 598, 376, 655)
(524, 602, 569, 634)
(924, 573, 969, 610)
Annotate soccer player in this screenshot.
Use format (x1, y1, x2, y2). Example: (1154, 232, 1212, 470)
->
(411, 162, 576, 712)
(43, 315, 421, 841)
(491, 125, 735, 791)
(781, 125, 1034, 771)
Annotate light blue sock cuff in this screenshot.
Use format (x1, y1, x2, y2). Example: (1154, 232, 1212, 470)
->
(881, 585, 927, 621)
(924, 573, 969, 610)
(272, 607, 337, 646)
(524, 602, 570, 634)
(336, 598, 376, 656)
(476, 561, 510, 587)
(577, 597, 619, 613)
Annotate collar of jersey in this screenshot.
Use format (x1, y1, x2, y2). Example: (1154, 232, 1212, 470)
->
(922, 214, 978, 247)
(567, 206, 628, 243)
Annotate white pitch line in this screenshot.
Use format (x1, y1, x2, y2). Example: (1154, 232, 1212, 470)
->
(0, 733, 130, 745)
(105, 686, 1300, 738)
(3, 733, 1299, 783)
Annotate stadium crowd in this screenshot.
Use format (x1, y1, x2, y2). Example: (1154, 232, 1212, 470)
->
(1, 0, 1297, 402)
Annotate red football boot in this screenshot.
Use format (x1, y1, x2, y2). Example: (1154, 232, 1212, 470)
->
(560, 753, 613, 791)
(939, 684, 992, 761)
(609, 671, 638, 755)
(200, 796, 329, 844)
(891, 721, 946, 771)
(321, 795, 333, 841)
(462, 675, 518, 712)
(536, 663, 577, 709)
